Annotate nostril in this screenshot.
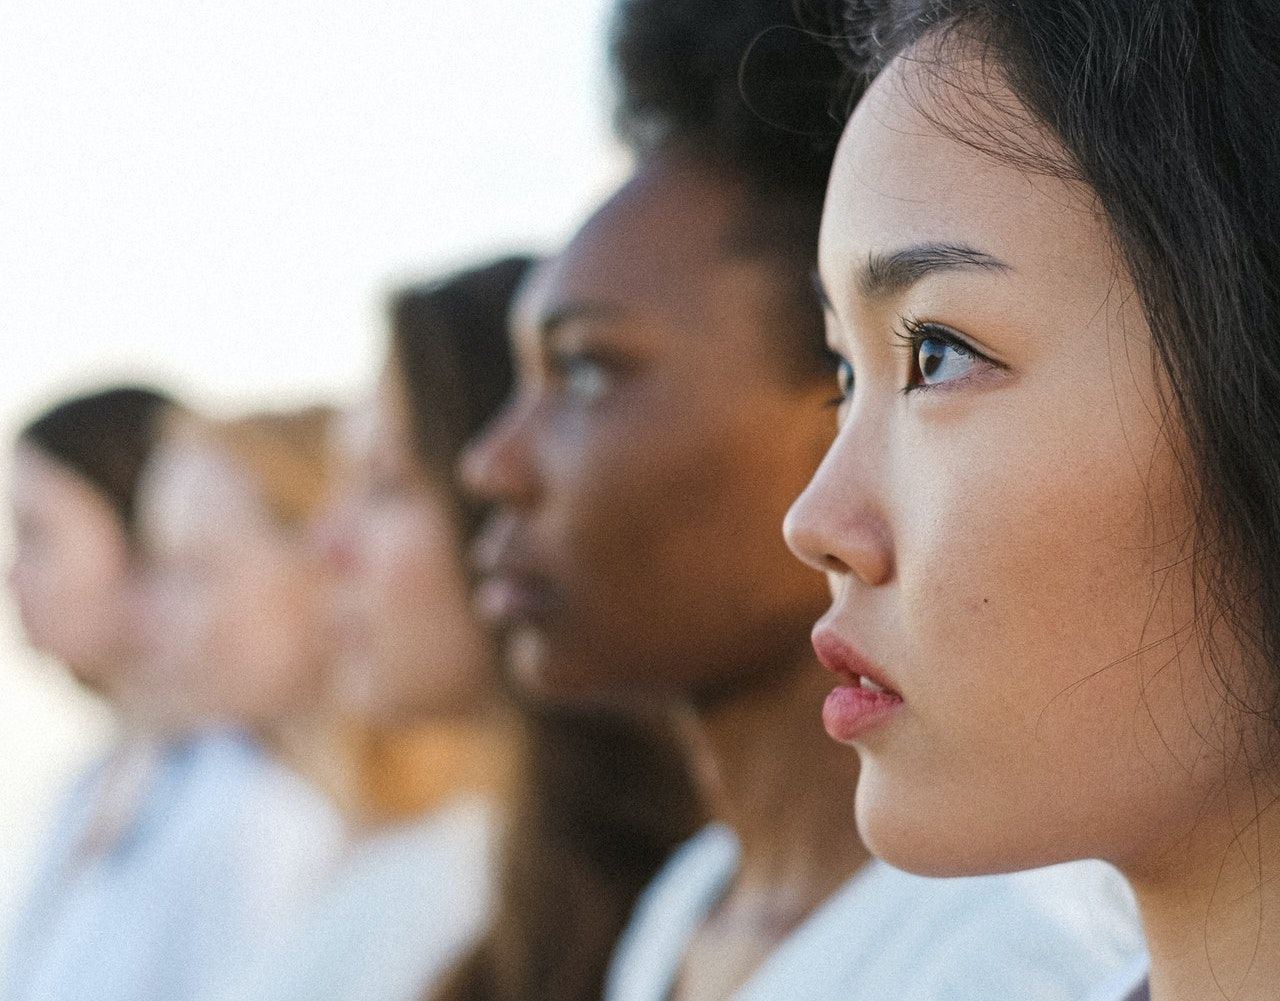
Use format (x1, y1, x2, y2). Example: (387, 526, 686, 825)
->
(821, 554, 852, 575)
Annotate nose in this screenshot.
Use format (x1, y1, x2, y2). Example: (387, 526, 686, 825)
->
(458, 394, 539, 508)
(783, 431, 894, 588)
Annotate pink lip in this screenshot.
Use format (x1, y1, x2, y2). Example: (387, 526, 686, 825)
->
(473, 572, 555, 625)
(811, 625, 903, 744)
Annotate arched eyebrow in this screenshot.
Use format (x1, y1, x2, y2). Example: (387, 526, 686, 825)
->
(860, 243, 1012, 300)
(537, 301, 624, 345)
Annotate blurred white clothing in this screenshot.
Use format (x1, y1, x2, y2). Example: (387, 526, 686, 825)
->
(5, 730, 344, 1001)
(1083, 957, 1149, 1001)
(202, 795, 496, 1001)
(606, 824, 1147, 1001)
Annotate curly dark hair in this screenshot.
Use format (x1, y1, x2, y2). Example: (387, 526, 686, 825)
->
(612, 0, 847, 190)
(610, 0, 857, 380)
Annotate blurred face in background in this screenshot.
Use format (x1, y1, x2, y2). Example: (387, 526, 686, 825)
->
(135, 436, 327, 733)
(7, 442, 135, 698)
(461, 155, 834, 706)
(316, 366, 493, 723)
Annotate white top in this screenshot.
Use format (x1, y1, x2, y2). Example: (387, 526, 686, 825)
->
(606, 825, 1148, 1001)
(203, 795, 497, 1001)
(5, 731, 345, 1001)
(1083, 957, 1149, 1001)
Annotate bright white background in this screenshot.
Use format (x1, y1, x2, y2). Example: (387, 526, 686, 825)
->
(0, 0, 621, 931)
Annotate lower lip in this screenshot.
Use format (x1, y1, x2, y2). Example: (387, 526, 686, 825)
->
(822, 684, 903, 743)
(474, 576, 551, 624)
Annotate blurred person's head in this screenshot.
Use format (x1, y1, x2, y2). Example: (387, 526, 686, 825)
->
(8, 386, 174, 702)
(322, 257, 701, 1001)
(135, 407, 334, 736)
(461, 0, 849, 707)
(318, 258, 530, 723)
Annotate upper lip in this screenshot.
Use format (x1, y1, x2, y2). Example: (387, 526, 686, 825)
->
(471, 515, 556, 606)
(472, 515, 541, 580)
(811, 621, 900, 696)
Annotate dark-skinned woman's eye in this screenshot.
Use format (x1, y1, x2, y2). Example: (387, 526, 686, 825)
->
(566, 359, 612, 402)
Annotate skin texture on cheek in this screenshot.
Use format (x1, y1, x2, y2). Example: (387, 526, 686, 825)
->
(137, 442, 325, 729)
(7, 447, 134, 690)
(524, 301, 831, 702)
(475, 159, 837, 707)
(325, 386, 493, 723)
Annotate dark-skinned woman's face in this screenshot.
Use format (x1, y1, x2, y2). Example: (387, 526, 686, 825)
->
(462, 155, 834, 707)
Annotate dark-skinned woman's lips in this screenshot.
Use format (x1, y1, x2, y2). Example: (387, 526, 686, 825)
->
(474, 572, 555, 625)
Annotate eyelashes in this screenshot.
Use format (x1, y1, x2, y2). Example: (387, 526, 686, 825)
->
(825, 316, 1002, 406)
(894, 317, 984, 392)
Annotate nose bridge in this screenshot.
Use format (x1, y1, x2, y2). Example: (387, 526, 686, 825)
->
(459, 389, 540, 506)
(784, 407, 894, 587)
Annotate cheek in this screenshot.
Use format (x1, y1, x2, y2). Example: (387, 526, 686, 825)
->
(361, 510, 460, 643)
(363, 512, 482, 700)
(368, 518, 442, 614)
(242, 571, 312, 660)
(27, 549, 129, 661)
(550, 393, 752, 595)
(869, 389, 1243, 869)
(540, 399, 829, 697)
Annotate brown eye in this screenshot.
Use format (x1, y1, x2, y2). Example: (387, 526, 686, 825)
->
(549, 352, 615, 403)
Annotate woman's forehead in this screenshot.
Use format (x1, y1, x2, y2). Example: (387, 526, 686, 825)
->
(820, 52, 1100, 309)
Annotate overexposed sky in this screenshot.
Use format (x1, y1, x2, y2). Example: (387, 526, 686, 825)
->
(0, 0, 623, 922)
(0, 0, 624, 419)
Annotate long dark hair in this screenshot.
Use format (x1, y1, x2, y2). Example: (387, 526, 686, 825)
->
(387, 258, 704, 1001)
(19, 386, 175, 546)
(838, 0, 1280, 716)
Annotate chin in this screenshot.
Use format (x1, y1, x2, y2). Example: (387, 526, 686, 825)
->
(853, 760, 1062, 878)
(502, 630, 648, 712)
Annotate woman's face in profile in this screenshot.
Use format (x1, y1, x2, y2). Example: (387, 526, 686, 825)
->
(134, 438, 324, 732)
(7, 443, 133, 696)
(785, 47, 1273, 876)
(317, 370, 491, 723)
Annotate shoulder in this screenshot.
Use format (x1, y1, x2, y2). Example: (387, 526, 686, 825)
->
(604, 825, 739, 1001)
(622, 823, 739, 934)
(842, 860, 1147, 1001)
(334, 796, 498, 911)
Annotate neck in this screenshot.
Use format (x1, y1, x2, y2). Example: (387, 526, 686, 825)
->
(350, 715, 518, 828)
(689, 649, 870, 923)
(258, 700, 354, 807)
(263, 707, 517, 831)
(1130, 776, 1280, 1001)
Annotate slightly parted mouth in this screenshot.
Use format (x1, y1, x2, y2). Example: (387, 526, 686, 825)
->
(811, 624, 901, 699)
